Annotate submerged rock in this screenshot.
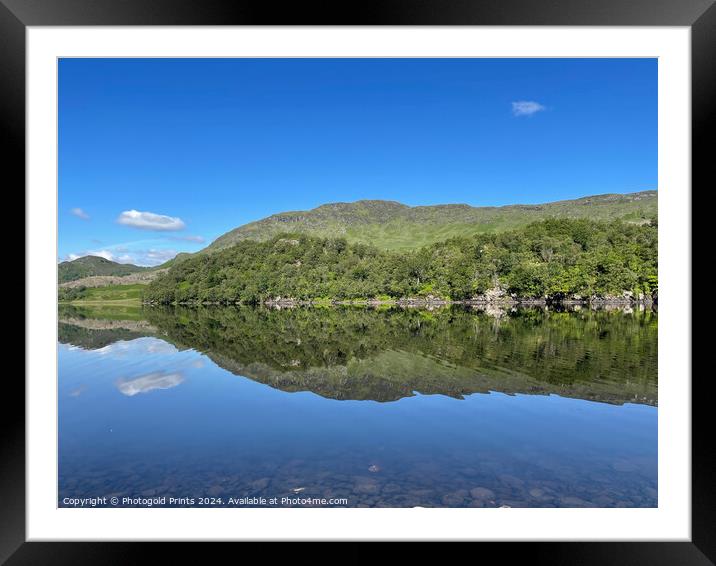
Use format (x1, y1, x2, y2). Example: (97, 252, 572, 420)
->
(470, 487, 496, 500)
(353, 477, 380, 494)
(611, 461, 639, 472)
(250, 478, 270, 491)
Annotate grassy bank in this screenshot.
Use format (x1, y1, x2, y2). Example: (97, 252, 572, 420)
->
(59, 283, 145, 305)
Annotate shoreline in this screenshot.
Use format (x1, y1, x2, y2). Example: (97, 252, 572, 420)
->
(59, 299, 143, 306)
(142, 295, 656, 309)
(61, 291, 657, 310)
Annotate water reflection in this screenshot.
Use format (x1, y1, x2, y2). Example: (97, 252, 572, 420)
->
(116, 371, 185, 396)
(59, 304, 657, 405)
(58, 304, 657, 508)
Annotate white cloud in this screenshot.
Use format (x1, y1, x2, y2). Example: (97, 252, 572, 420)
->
(511, 101, 546, 117)
(116, 371, 185, 396)
(117, 209, 185, 231)
(65, 249, 116, 262)
(70, 207, 90, 220)
(118, 248, 178, 267)
(170, 235, 205, 243)
(63, 247, 179, 267)
(145, 249, 178, 264)
(145, 341, 179, 354)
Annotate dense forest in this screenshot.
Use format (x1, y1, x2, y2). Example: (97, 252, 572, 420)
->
(143, 218, 657, 305)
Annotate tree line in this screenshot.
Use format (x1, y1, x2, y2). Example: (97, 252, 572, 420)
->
(142, 217, 658, 305)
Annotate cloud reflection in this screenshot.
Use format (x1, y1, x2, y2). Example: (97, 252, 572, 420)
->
(69, 385, 87, 397)
(116, 371, 185, 396)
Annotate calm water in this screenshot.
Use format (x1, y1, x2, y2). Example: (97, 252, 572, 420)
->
(58, 305, 657, 508)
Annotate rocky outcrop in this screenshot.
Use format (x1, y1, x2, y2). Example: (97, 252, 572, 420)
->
(588, 291, 654, 307)
(207, 289, 658, 309)
(60, 269, 168, 289)
(467, 286, 518, 305)
(264, 296, 301, 308)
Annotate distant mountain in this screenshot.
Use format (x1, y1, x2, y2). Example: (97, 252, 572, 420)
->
(208, 190, 657, 252)
(58, 255, 149, 283)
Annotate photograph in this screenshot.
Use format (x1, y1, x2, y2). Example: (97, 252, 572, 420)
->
(56, 57, 660, 510)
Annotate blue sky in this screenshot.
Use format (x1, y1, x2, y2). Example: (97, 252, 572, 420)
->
(59, 58, 657, 266)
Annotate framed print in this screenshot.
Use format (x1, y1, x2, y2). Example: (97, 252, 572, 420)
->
(5, 0, 711, 561)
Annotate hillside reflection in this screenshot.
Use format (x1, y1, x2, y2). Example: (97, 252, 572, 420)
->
(59, 304, 657, 405)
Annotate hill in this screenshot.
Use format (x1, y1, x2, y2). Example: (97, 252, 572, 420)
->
(144, 218, 658, 305)
(208, 191, 657, 252)
(58, 255, 148, 283)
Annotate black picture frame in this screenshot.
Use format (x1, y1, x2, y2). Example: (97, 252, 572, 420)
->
(5, 0, 710, 561)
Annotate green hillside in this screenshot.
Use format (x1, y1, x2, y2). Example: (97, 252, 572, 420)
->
(59, 284, 146, 303)
(208, 191, 657, 252)
(58, 255, 148, 283)
(144, 218, 657, 305)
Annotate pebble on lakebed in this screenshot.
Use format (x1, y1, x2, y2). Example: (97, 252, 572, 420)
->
(469, 487, 496, 500)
